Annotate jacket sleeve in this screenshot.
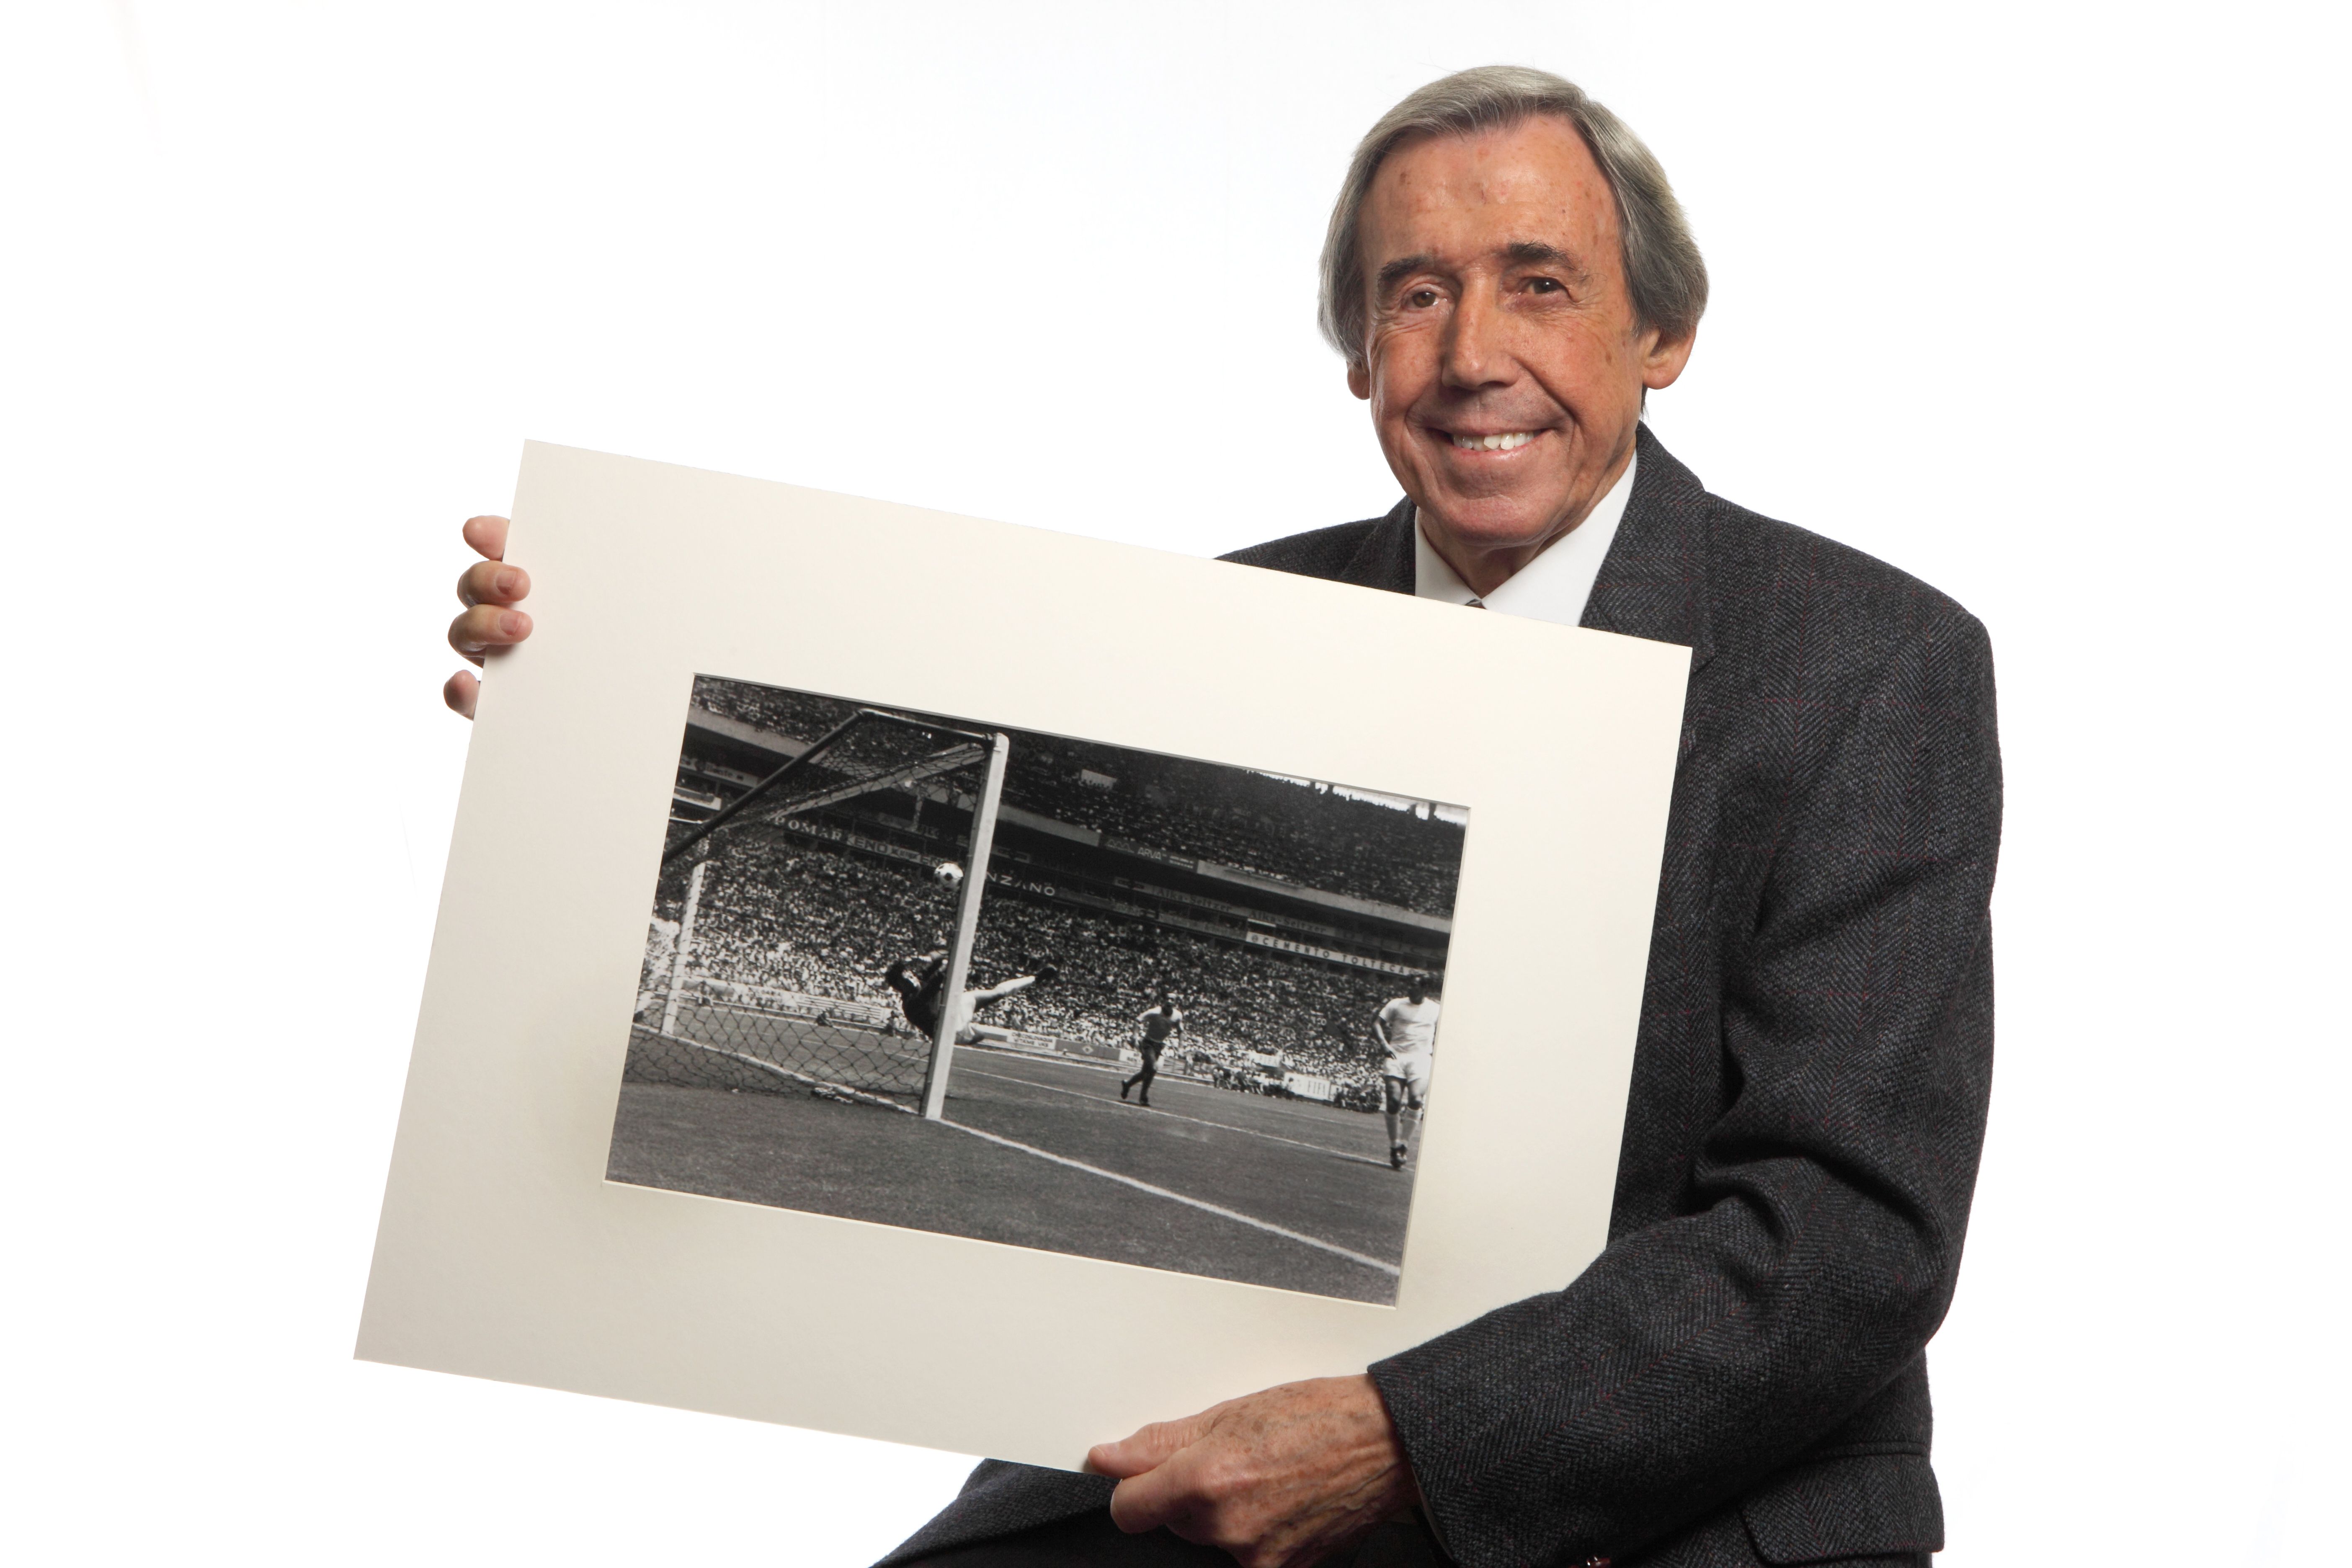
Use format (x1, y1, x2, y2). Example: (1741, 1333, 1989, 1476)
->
(1371, 614, 2002, 1568)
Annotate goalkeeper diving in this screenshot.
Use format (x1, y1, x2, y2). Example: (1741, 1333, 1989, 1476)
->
(885, 950, 1059, 1044)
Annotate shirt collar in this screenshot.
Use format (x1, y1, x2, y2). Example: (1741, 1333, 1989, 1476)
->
(1412, 451, 1638, 628)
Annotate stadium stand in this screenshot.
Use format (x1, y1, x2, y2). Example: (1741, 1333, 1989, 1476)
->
(694, 684, 1463, 916)
(642, 838, 1422, 1099)
(647, 679, 1465, 1105)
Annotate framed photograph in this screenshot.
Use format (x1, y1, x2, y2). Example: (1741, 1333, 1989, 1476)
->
(615, 673, 1470, 1305)
(359, 443, 1688, 1467)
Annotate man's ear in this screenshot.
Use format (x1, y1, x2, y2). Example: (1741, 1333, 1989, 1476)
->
(1347, 361, 1372, 400)
(1640, 326, 1697, 392)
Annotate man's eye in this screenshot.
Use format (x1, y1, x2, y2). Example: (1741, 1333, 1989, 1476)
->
(1526, 277, 1563, 294)
(1406, 288, 1439, 308)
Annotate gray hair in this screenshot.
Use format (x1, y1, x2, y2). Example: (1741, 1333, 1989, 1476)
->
(1317, 65, 1708, 369)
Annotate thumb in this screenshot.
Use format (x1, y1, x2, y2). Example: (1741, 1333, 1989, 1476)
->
(462, 513, 511, 562)
(1084, 1413, 1210, 1479)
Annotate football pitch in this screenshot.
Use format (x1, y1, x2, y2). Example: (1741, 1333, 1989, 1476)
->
(606, 1044, 1413, 1303)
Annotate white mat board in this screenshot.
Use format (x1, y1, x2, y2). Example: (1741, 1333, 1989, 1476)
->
(357, 441, 1688, 1468)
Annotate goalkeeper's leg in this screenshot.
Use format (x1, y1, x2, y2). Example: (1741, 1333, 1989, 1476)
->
(967, 962, 1057, 1011)
(967, 975, 1034, 1008)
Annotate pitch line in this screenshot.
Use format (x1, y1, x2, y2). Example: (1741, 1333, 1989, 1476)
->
(931, 1117, 1401, 1279)
(640, 1035, 1398, 1277)
(954, 1063, 1393, 1170)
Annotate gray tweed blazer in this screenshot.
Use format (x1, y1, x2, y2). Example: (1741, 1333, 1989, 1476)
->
(879, 424, 2002, 1568)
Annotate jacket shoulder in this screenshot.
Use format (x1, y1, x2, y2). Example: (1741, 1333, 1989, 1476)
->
(1217, 516, 1389, 581)
(1703, 495, 1990, 665)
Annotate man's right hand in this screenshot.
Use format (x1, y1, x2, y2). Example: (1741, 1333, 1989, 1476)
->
(443, 514, 533, 719)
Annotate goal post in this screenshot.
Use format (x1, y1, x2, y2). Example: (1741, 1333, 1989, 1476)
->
(921, 730, 1010, 1120)
(659, 856, 709, 1038)
(624, 706, 1008, 1112)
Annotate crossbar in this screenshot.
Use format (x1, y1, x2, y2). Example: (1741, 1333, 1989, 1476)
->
(664, 706, 989, 864)
(758, 743, 985, 824)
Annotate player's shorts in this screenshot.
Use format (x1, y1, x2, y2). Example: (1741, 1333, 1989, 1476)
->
(1382, 1055, 1432, 1106)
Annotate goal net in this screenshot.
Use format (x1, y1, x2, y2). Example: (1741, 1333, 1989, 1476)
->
(624, 696, 1009, 1115)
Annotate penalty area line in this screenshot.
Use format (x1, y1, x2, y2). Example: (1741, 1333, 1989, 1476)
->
(931, 1118, 1401, 1279)
(953, 1063, 1392, 1169)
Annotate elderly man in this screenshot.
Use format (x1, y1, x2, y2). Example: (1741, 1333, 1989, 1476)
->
(446, 67, 1999, 1568)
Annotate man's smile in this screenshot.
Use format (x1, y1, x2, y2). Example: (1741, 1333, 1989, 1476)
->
(1438, 429, 1541, 452)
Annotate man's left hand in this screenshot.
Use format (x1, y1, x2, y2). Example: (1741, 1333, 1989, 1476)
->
(1086, 1374, 1419, 1568)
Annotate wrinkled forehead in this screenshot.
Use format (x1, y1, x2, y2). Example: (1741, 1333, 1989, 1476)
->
(1360, 116, 1620, 266)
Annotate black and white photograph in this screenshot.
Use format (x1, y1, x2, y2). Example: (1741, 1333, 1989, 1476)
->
(610, 674, 1470, 1305)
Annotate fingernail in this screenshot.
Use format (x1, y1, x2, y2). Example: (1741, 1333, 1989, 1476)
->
(501, 611, 528, 637)
(496, 568, 520, 596)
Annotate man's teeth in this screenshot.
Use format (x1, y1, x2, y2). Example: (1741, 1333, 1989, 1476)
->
(1451, 431, 1535, 451)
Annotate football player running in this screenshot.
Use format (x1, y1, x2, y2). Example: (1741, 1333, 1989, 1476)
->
(1120, 988, 1184, 1107)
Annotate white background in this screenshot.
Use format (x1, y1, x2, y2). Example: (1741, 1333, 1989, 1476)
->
(3, 3, 2344, 1563)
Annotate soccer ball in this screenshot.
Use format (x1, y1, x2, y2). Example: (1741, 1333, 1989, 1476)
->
(933, 861, 965, 892)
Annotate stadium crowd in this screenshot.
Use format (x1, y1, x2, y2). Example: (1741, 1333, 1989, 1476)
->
(643, 830, 1418, 1097)
(690, 679, 1463, 916)
(647, 837, 944, 1013)
(973, 899, 1400, 1094)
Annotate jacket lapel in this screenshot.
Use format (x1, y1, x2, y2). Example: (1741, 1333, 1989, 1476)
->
(1336, 496, 1418, 593)
(1579, 422, 1717, 672)
(1331, 426, 1715, 672)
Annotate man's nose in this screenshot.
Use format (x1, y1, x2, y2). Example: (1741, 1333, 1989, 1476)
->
(1439, 286, 1514, 390)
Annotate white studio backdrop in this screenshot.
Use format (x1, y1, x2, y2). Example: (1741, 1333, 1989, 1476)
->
(2, 2, 2343, 1564)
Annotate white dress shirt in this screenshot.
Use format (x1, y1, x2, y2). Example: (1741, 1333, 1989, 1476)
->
(1413, 451, 1636, 627)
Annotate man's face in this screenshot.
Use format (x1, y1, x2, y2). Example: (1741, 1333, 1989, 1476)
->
(1348, 117, 1692, 580)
